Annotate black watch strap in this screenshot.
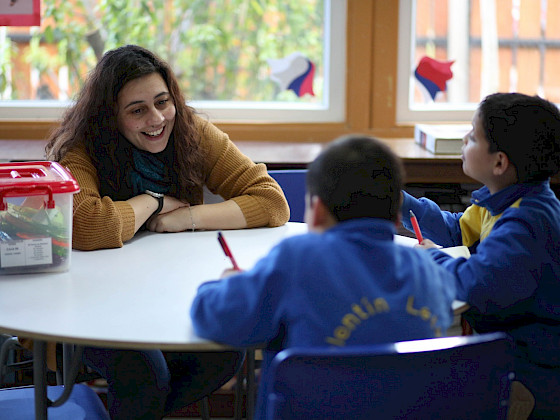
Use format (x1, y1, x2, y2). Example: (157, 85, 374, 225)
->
(145, 190, 164, 217)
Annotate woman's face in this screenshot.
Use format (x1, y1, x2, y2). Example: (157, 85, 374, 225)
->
(116, 72, 176, 153)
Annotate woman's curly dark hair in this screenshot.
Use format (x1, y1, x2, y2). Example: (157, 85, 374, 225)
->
(45, 44, 205, 201)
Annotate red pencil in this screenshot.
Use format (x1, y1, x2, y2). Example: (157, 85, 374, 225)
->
(217, 232, 240, 270)
(409, 210, 424, 243)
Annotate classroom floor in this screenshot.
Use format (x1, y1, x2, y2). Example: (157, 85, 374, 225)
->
(163, 416, 232, 420)
(94, 386, 244, 419)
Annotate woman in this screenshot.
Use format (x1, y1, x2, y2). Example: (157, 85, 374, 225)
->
(44, 45, 289, 419)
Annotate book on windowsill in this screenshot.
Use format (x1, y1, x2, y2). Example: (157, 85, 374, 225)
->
(414, 124, 471, 154)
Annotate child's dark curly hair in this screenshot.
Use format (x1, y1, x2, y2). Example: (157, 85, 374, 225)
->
(306, 135, 404, 223)
(479, 93, 560, 182)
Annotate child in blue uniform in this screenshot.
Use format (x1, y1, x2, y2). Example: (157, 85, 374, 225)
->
(191, 135, 457, 419)
(401, 93, 560, 418)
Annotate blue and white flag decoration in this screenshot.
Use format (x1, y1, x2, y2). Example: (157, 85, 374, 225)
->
(268, 52, 315, 97)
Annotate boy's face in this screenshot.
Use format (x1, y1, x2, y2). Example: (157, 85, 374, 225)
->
(461, 109, 497, 185)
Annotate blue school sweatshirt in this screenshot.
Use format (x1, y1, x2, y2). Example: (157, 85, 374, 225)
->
(401, 181, 560, 370)
(190, 218, 456, 419)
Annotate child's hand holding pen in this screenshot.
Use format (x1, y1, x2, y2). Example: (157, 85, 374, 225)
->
(409, 210, 438, 249)
(414, 238, 438, 249)
(220, 268, 241, 278)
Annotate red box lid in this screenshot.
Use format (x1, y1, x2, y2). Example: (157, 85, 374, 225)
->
(0, 161, 80, 195)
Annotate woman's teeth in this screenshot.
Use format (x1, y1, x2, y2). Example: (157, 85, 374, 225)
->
(144, 127, 164, 137)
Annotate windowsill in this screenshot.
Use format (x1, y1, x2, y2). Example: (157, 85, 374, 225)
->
(0, 138, 468, 183)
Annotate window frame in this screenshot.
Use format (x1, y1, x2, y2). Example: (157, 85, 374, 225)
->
(0, 0, 346, 124)
(396, 0, 475, 124)
(2, 1, 412, 142)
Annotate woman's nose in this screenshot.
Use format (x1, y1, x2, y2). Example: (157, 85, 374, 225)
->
(147, 108, 165, 126)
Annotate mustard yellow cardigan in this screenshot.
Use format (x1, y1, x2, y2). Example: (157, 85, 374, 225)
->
(61, 115, 290, 251)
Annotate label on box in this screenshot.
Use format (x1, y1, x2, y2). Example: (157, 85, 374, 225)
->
(0, 238, 53, 268)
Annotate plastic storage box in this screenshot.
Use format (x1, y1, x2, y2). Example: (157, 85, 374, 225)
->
(0, 161, 80, 274)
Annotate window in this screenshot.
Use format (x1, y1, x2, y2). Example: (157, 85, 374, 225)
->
(397, 0, 560, 123)
(0, 0, 346, 123)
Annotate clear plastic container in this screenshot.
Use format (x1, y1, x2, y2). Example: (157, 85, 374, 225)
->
(0, 161, 80, 274)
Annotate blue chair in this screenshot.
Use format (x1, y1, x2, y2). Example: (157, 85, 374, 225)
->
(0, 384, 110, 419)
(268, 169, 307, 222)
(234, 169, 306, 417)
(0, 335, 110, 420)
(262, 332, 514, 420)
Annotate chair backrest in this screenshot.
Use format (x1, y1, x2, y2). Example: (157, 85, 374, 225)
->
(0, 335, 34, 386)
(263, 332, 513, 420)
(268, 169, 307, 222)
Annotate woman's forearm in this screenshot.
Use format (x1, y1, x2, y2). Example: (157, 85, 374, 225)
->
(147, 199, 247, 232)
(127, 194, 161, 233)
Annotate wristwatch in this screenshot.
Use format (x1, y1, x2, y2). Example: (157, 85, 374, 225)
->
(145, 190, 164, 217)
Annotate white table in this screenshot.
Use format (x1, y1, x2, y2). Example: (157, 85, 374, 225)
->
(0, 222, 308, 419)
(0, 223, 308, 349)
(0, 224, 466, 418)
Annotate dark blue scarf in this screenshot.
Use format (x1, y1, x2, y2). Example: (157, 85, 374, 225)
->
(130, 147, 171, 195)
(98, 133, 175, 200)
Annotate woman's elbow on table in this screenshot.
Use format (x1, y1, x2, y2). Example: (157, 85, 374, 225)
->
(235, 194, 290, 228)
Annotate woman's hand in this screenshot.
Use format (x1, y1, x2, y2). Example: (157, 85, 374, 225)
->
(160, 195, 189, 215)
(147, 200, 247, 233)
(146, 205, 191, 232)
(129, 193, 188, 234)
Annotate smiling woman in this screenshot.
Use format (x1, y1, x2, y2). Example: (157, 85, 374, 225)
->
(45, 44, 289, 249)
(36, 44, 290, 419)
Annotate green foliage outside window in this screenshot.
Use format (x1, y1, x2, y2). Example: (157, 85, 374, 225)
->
(4, 0, 324, 102)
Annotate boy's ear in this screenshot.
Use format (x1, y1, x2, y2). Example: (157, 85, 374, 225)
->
(493, 151, 511, 176)
(309, 196, 336, 230)
(395, 211, 402, 229)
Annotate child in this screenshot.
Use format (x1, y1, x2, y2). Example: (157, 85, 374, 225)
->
(401, 93, 560, 418)
(191, 134, 457, 419)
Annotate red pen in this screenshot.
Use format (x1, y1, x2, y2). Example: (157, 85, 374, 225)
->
(409, 210, 424, 243)
(217, 232, 240, 271)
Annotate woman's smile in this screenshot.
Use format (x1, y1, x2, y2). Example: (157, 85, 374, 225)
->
(143, 126, 164, 137)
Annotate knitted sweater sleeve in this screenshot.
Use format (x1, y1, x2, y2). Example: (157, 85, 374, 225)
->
(197, 117, 290, 228)
(60, 147, 136, 251)
(62, 118, 289, 250)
